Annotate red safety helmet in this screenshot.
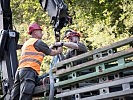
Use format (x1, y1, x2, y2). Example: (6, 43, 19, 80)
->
(65, 29, 80, 39)
(28, 22, 42, 35)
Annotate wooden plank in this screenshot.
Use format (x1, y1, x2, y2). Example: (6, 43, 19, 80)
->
(56, 76, 133, 98)
(54, 61, 133, 87)
(80, 89, 133, 100)
(56, 48, 133, 76)
(54, 37, 133, 69)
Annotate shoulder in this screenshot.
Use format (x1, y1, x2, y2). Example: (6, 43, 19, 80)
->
(35, 39, 47, 46)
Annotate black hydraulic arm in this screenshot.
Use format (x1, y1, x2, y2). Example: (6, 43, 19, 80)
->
(0, 0, 19, 99)
(39, 0, 72, 60)
(39, 0, 72, 33)
(39, 0, 72, 100)
(0, 0, 12, 30)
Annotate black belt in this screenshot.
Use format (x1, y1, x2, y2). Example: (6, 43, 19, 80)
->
(18, 67, 38, 75)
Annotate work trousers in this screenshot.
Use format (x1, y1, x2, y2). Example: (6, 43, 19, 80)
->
(10, 67, 37, 100)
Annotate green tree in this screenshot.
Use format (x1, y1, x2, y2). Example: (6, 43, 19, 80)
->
(11, 0, 133, 73)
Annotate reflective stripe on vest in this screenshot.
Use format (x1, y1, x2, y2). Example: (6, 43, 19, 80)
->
(19, 58, 42, 66)
(19, 38, 44, 74)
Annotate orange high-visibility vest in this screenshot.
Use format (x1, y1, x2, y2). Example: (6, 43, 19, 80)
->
(18, 38, 44, 74)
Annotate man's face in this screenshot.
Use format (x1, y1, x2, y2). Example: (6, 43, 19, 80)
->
(68, 36, 79, 43)
(33, 30, 43, 39)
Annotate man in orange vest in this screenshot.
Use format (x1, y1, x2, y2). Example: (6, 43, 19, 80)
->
(11, 22, 63, 100)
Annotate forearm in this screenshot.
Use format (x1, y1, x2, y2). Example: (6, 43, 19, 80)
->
(63, 42, 79, 49)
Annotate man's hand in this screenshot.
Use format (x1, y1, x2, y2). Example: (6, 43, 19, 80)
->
(50, 46, 63, 56)
(54, 42, 64, 47)
(57, 47, 63, 54)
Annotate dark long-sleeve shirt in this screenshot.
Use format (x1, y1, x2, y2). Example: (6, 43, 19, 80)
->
(65, 42, 87, 59)
(34, 39, 51, 55)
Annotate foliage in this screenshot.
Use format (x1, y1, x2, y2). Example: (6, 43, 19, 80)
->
(11, 0, 133, 74)
(65, 0, 133, 49)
